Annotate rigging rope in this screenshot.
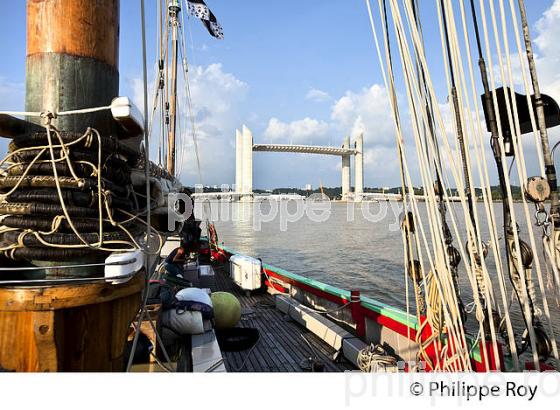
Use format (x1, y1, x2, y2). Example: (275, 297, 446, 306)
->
(366, 0, 560, 371)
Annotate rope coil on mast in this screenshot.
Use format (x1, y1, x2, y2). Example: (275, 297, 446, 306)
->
(0, 121, 150, 259)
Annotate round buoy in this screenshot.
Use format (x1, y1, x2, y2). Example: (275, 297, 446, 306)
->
(211, 292, 241, 329)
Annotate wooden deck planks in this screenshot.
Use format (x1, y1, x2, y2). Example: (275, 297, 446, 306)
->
(213, 265, 354, 373)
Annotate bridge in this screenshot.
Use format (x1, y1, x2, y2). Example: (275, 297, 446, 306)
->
(235, 125, 364, 201)
(252, 144, 357, 156)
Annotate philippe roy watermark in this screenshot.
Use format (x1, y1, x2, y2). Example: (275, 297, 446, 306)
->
(167, 185, 404, 232)
(345, 370, 560, 406)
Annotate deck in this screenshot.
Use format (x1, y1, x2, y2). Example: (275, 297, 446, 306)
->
(213, 265, 355, 372)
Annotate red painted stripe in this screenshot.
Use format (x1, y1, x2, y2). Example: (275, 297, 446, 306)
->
(264, 279, 288, 294)
(264, 268, 350, 305)
(219, 247, 502, 372)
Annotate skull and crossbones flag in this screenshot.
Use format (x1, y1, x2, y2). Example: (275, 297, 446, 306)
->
(186, 0, 224, 40)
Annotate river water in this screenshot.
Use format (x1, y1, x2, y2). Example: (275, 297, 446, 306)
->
(202, 199, 560, 343)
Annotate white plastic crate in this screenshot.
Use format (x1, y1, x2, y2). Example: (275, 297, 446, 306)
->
(229, 254, 262, 291)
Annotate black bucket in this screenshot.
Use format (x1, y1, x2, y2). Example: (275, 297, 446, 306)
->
(215, 327, 260, 352)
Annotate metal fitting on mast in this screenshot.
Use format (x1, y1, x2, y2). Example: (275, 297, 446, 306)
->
(169, 0, 181, 14)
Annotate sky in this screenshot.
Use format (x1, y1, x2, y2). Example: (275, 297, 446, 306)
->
(0, 0, 558, 189)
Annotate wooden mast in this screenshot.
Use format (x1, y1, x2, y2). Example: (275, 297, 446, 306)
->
(25, 0, 120, 135)
(167, 0, 181, 176)
(0, 0, 143, 373)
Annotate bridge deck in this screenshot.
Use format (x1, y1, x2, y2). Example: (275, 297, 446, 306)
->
(252, 143, 356, 156)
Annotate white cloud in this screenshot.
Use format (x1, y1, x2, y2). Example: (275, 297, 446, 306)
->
(534, 0, 560, 101)
(176, 64, 248, 184)
(535, 0, 560, 63)
(264, 117, 330, 144)
(483, 0, 560, 180)
(264, 84, 395, 148)
(261, 83, 404, 186)
(494, 0, 560, 101)
(131, 63, 249, 186)
(329, 85, 406, 184)
(331, 84, 395, 146)
(305, 88, 331, 102)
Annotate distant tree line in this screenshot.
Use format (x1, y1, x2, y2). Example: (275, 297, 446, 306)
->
(189, 185, 524, 200)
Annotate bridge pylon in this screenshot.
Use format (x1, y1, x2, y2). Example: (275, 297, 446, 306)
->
(341, 136, 351, 201)
(241, 125, 253, 202)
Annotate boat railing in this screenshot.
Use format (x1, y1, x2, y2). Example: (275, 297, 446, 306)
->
(217, 245, 492, 367)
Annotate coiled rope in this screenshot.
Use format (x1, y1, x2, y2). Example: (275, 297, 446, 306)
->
(357, 344, 398, 372)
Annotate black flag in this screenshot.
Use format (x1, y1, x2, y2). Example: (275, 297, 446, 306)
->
(186, 0, 224, 40)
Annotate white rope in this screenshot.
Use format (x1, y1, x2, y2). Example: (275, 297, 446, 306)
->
(357, 343, 398, 372)
(366, 0, 560, 372)
(373, 0, 472, 370)
(439, 0, 501, 369)
(482, 0, 542, 369)
(0, 105, 112, 119)
(390, 0, 475, 369)
(496, 0, 559, 367)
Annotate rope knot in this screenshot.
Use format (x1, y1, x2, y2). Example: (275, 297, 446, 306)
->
(40, 111, 56, 126)
(51, 215, 64, 233)
(475, 305, 485, 323)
